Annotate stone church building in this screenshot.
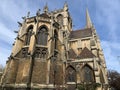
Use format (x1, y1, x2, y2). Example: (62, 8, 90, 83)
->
(0, 3, 109, 90)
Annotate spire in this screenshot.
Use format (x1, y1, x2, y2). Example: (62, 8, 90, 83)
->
(44, 3, 49, 13)
(63, 1, 68, 11)
(86, 8, 93, 28)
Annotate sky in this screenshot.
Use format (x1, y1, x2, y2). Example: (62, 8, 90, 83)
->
(0, 0, 120, 72)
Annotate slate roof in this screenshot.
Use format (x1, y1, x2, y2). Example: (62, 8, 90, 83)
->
(77, 47, 96, 59)
(68, 49, 77, 59)
(69, 28, 92, 39)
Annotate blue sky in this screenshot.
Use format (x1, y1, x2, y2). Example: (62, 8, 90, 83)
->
(0, 0, 120, 72)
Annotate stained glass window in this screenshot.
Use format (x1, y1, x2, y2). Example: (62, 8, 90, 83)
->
(25, 25, 33, 45)
(83, 65, 94, 82)
(37, 27, 48, 45)
(67, 66, 76, 82)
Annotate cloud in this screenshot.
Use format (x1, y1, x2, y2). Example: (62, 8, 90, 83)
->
(101, 40, 120, 72)
(0, 46, 11, 66)
(0, 0, 29, 22)
(0, 0, 119, 73)
(95, 0, 120, 42)
(0, 22, 16, 44)
(94, 0, 120, 72)
(0, 22, 15, 67)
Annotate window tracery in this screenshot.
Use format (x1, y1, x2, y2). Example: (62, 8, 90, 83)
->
(83, 65, 94, 82)
(57, 14, 63, 26)
(66, 66, 76, 82)
(35, 26, 48, 59)
(25, 25, 33, 45)
(37, 27, 48, 45)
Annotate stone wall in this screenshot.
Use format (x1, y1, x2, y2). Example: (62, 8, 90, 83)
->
(31, 60, 47, 84)
(49, 61, 64, 85)
(16, 59, 30, 84)
(2, 59, 18, 84)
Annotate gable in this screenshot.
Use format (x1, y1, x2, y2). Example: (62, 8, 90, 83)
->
(77, 47, 96, 59)
(68, 49, 77, 59)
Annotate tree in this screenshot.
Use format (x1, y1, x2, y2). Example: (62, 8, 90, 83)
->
(108, 70, 120, 90)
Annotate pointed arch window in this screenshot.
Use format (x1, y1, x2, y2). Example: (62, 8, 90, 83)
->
(83, 65, 94, 82)
(25, 25, 33, 45)
(66, 66, 76, 82)
(54, 30, 58, 50)
(37, 26, 48, 45)
(57, 14, 63, 26)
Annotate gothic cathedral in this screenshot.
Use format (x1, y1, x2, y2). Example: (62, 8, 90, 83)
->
(0, 3, 109, 90)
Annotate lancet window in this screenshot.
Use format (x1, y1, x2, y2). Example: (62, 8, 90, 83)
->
(83, 65, 94, 82)
(25, 25, 33, 45)
(57, 14, 63, 26)
(66, 66, 76, 82)
(37, 26, 48, 45)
